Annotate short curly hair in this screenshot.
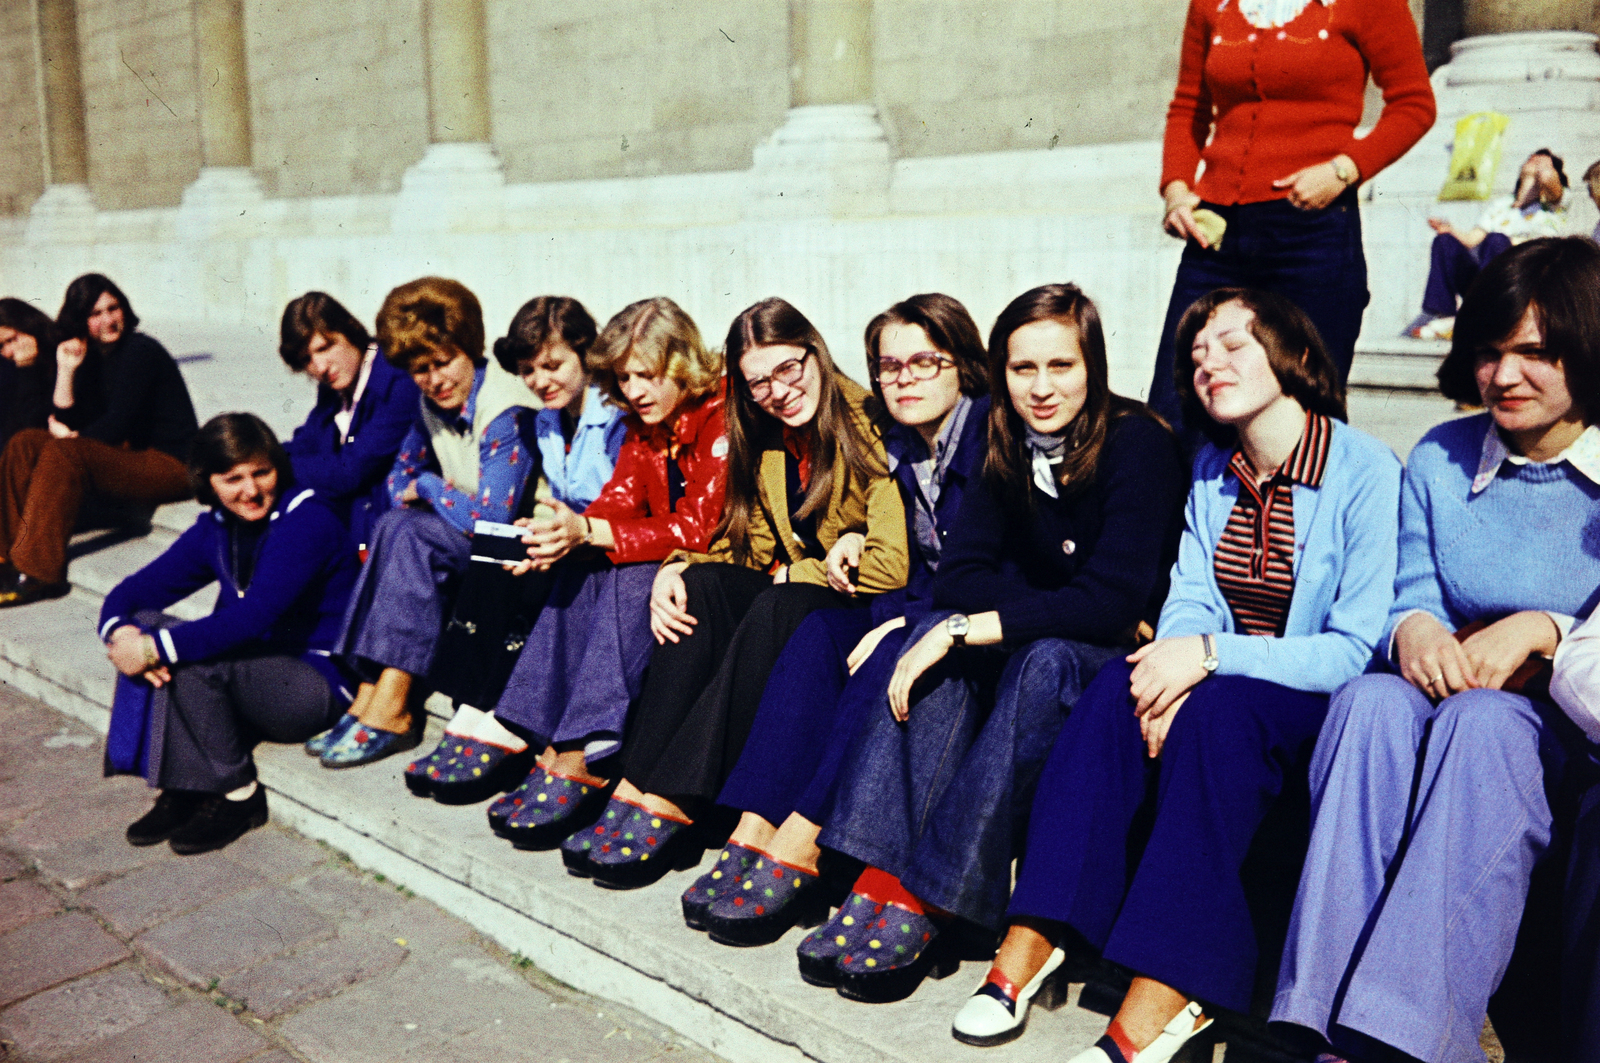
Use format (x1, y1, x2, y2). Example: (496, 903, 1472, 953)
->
(590, 297, 723, 407)
(376, 277, 485, 369)
(491, 296, 598, 373)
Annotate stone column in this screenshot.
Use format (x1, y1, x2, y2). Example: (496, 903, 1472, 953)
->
(26, 0, 95, 243)
(751, 0, 891, 217)
(394, 0, 504, 232)
(177, 0, 266, 239)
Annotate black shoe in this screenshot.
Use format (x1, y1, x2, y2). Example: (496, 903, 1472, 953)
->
(0, 573, 69, 607)
(126, 790, 205, 847)
(168, 787, 269, 855)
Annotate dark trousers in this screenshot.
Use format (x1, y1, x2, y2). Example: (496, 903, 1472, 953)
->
(1148, 191, 1368, 447)
(1565, 770, 1600, 1062)
(1421, 230, 1512, 317)
(150, 654, 342, 793)
(431, 555, 557, 711)
(1009, 660, 1328, 1015)
(0, 429, 190, 583)
(336, 507, 471, 679)
(820, 617, 1119, 929)
(622, 563, 857, 804)
(716, 606, 896, 826)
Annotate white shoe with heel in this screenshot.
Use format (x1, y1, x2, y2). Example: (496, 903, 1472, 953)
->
(950, 946, 1067, 1047)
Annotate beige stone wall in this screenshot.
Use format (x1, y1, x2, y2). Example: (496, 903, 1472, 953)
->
(485, 0, 790, 183)
(77, 0, 202, 211)
(874, 1, 1187, 158)
(0, 3, 44, 216)
(244, 0, 430, 196)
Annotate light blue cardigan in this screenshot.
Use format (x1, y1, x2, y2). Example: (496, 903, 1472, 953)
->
(1156, 418, 1402, 694)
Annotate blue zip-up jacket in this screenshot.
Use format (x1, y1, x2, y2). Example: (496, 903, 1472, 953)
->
(282, 352, 420, 550)
(1157, 418, 1401, 693)
(98, 485, 360, 702)
(872, 394, 991, 626)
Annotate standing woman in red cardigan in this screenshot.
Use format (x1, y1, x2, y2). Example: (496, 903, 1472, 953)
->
(1148, 0, 1435, 445)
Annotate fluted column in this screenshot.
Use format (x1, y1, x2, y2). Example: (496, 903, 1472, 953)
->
(176, 0, 266, 239)
(394, 0, 504, 232)
(424, 0, 491, 143)
(752, 0, 890, 217)
(26, 0, 96, 243)
(790, 0, 873, 107)
(1465, 0, 1595, 35)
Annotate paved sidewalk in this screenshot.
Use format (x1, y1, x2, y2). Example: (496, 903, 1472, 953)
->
(0, 683, 721, 1063)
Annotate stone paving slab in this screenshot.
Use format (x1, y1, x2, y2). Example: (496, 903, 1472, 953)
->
(0, 912, 131, 1008)
(0, 684, 725, 1063)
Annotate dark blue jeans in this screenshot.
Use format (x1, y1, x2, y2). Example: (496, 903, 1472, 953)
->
(1421, 230, 1512, 317)
(1009, 660, 1327, 1015)
(716, 606, 905, 827)
(819, 611, 1119, 930)
(1148, 190, 1369, 447)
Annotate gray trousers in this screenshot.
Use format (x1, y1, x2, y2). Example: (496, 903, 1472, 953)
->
(336, 507, 472, 678)
(1272, 674, 1570, 1063)
(150, 655, 341, 793)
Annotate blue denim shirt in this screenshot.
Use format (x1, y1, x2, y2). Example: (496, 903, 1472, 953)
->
(534, 384, 627, 511)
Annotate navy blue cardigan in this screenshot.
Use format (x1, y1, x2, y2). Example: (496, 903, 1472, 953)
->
(283, 353, 420, 549)
(872, 395, 991, 626)
(934, 411, 1187, 645)
(98, 486, 360, 701)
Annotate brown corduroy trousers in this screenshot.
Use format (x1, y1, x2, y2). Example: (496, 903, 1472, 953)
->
(0, 429, 191, 583)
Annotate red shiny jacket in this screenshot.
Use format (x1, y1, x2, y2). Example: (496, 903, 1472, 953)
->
(584, 391, 729, 564)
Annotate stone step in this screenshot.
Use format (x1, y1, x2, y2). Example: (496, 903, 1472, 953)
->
(0, 555, 1133, 1063)
(1349, 336, 1450, 392)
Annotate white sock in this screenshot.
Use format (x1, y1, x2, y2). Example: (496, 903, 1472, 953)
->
(225, 780, 258, 802)
(469, 713, 529, 752)
(444, 703, 486, 736)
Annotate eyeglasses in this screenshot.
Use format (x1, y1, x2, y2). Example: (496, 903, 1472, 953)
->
(745, 349, 813, 401)
(875, 350, 954, 385)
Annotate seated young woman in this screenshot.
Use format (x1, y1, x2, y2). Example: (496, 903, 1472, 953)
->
(312, 277, 540, 768)
(0, 274, 198, 605)
(0, 298, 59, 453)
(424, 297, 729, 829)
(1271, 237, 1600, 1063)
(953, 288, 1402, 1057)
(686, 293, 991, 946)
(563, 296, 909, 889)
(277, 291, 421, 551)
(791, 285, 1188, 1005)
(399, 295, 626, 795)
(103, 413, 359, 855)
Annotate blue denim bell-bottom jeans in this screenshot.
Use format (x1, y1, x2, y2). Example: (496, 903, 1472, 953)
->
(819, 610, 1119, 930)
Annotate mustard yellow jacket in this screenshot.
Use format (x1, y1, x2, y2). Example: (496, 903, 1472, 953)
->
(668, 379, 909, 594)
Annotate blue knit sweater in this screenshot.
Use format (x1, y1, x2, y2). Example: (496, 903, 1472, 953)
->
(99, 486, 359, 699)
(1384, 412, 1600, 648)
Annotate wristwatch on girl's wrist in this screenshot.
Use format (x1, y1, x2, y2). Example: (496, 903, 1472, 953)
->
(1200, 633, 1219, 675)
(946, 613, 970, 647)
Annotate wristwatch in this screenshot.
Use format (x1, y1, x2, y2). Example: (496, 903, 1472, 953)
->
(946, 614, 971, 648)
(1200, 633, 1219, 675)
(1330, 156, 1359, 186)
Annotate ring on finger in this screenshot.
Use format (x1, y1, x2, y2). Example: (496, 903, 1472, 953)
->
(1430, 673, 1445, 686)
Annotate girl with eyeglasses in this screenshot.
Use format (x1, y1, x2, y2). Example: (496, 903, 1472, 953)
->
(561, 297, 909, 889)
(682, 293, 991, 946)
(796, 284, 1188, 1006)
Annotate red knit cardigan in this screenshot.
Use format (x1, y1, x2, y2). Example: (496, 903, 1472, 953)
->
(582, 391, 729, 565)
(1161, 0, 1436, 205)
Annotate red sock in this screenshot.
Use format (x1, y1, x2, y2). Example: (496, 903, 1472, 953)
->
(850, 867, 926, 914)
(1105, 1019, 1140, 1062)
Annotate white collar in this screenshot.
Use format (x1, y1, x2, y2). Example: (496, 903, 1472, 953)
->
(1231, 0, 1327, 30)
(1472, 422, 1600, 493)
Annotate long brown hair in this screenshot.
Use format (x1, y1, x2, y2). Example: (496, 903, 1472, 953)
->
(716, 297, 883, 564)
(985, 283, 1158, 507)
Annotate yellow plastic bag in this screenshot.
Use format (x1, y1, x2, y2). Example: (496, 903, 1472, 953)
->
(1438, 112, 1509, 201)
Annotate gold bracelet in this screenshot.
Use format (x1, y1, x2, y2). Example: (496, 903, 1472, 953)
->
(142, 635, 160, 668)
